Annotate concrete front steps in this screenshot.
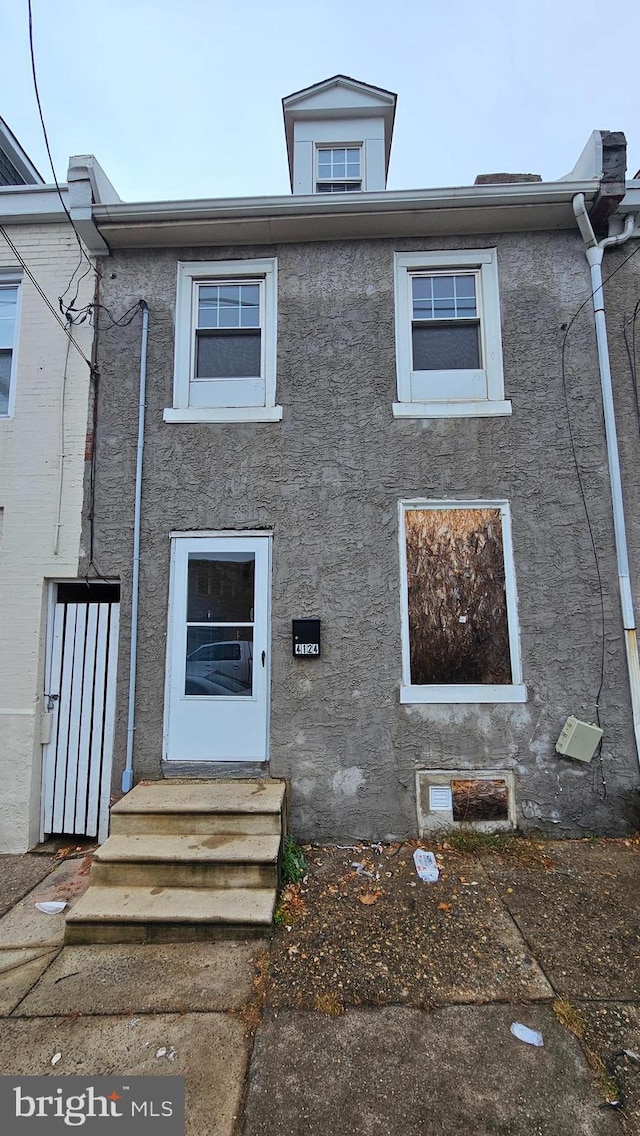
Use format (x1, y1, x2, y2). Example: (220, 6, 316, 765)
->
(65, 780, 286, 944)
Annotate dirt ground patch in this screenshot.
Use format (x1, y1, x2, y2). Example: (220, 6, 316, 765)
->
(268, 839, 552, 1011)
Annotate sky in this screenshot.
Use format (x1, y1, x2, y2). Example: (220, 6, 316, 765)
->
(1, 0, 639, 204)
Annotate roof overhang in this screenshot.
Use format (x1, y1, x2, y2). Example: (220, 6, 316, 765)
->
(0, 183, 69, 224)
(91, 180, 601, 250)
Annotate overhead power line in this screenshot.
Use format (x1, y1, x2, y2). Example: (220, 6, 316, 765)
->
(27, 0, 95, 307)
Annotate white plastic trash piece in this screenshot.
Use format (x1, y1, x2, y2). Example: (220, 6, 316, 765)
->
(351, 862, 374, 878)
(510, 1022, 544, 1047)
(35, 901, 67, 915)
(51, 1053, 62, 1067)
(413, 849, 439, 882)
(155, 1048, 167, 1059)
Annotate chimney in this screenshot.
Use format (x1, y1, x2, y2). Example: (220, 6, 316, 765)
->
(474, 173, 542, 185)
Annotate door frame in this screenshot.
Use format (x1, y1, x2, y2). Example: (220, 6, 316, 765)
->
(163, 530, 273, 765)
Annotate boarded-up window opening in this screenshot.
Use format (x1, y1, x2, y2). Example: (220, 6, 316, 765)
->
(405, 507, 512, 685)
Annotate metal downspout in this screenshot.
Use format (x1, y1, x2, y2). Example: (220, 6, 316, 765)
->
(123, 301, 149, 793)
(572, 195, 640, 769)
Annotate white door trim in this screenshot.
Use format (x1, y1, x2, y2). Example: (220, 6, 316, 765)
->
(163, 532, 273, 764)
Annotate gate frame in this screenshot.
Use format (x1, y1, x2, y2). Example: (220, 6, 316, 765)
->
(40, 579, 120, 845)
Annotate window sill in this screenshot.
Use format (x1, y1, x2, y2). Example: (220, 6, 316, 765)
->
(393, 400, 512, 419)
(163, 406, 283, 424)
(400, 684, 527, 704)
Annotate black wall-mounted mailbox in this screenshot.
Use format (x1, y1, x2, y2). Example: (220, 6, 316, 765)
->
(292, 618, 321, 658)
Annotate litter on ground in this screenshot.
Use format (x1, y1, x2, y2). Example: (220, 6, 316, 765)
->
(510, 1022, 544, 1047)
(35, 901, 67, 914)
(413, 849, 439, 882)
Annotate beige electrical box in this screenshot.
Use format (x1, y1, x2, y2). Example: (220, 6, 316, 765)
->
(555, 716, 603, 762)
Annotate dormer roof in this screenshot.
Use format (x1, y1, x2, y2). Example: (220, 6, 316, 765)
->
(282, 74, 397, 189)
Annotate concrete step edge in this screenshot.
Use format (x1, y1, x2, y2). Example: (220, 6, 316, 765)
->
(95, 834, 282, 865)
(65, 885, 276, 925)
(110, 780, 287, 817)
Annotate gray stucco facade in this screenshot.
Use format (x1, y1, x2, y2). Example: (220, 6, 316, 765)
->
(84, 228, 640, 842)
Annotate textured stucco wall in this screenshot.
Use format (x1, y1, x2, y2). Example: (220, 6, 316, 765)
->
(0, 224, 94, 852)
(86, 230, 640, 841)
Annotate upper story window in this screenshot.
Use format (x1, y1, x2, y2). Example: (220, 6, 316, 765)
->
(0, 276, 21, 417)
(195, 281, 261, 382)
(316, 147, 362, 193)
(393, 250, 511, 419)
(164, 258, 282, 424)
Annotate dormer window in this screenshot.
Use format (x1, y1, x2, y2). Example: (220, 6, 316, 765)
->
(316, 146, 362, 193)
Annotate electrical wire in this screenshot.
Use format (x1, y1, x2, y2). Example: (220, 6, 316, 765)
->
(0, 224, 93, 368)
(560, 237, 640, 800)
(53, 329, 72, 556)
(65, 299, 146, 330)
(622, 297, 640, 433)
(27, 0, 94, 299)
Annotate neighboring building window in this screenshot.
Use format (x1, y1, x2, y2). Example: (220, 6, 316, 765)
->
(165, 258, 281, 423)
(316, 146, 362, 193)
(399, 501, 526, 703)
(0, 277, 20, 417)
(393, 249, 511, 418)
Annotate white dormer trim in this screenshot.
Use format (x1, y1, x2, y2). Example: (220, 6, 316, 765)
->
(282, 75, 396, 194)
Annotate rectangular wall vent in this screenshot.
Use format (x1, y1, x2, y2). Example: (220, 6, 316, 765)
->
(429, 786, 453, 811)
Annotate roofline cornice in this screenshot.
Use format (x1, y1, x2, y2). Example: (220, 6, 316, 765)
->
(93, 180, 600, 226)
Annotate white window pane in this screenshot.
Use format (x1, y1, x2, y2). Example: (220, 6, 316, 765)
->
(217, 285, 241, 328)
(185, 626, 253, 697)
(433, 298, 457, 318)
(239, 284, 260, 327)
(433, 277, 456, 301)
(197, 287, 220, 329)
(455, 275, 476, 298)
(412, 277, 433, 301)
(0, 319, 15, 349)
(0, 351, 11, 413)
(0, 286, 18, 315)
(198, 283, 260, 331)
(187, 553, 255, 622)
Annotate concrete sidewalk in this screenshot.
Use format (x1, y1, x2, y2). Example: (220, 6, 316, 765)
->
(0, 838, 638, 1135)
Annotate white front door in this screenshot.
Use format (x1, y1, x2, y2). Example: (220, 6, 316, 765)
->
(165, 535, 270, 762)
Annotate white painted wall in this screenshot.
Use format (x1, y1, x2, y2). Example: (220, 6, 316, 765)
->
(293, 116, 387, 194)
(0, 223, 94, 852)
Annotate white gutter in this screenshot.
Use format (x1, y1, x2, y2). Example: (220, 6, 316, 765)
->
(122, 301, 149, 793)
(93, 179, 600, 227)
(573, 193, 640, 768)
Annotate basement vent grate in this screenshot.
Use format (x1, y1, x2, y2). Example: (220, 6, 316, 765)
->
(429, 786, 453, 811)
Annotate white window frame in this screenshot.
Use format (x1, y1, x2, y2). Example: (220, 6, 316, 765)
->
(398, 499, 526, 703)
(165, 258, 282, 423)
(315, 144, 363, 193)
(0, 272, 22, 419)
(393, 250, 511, 419)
